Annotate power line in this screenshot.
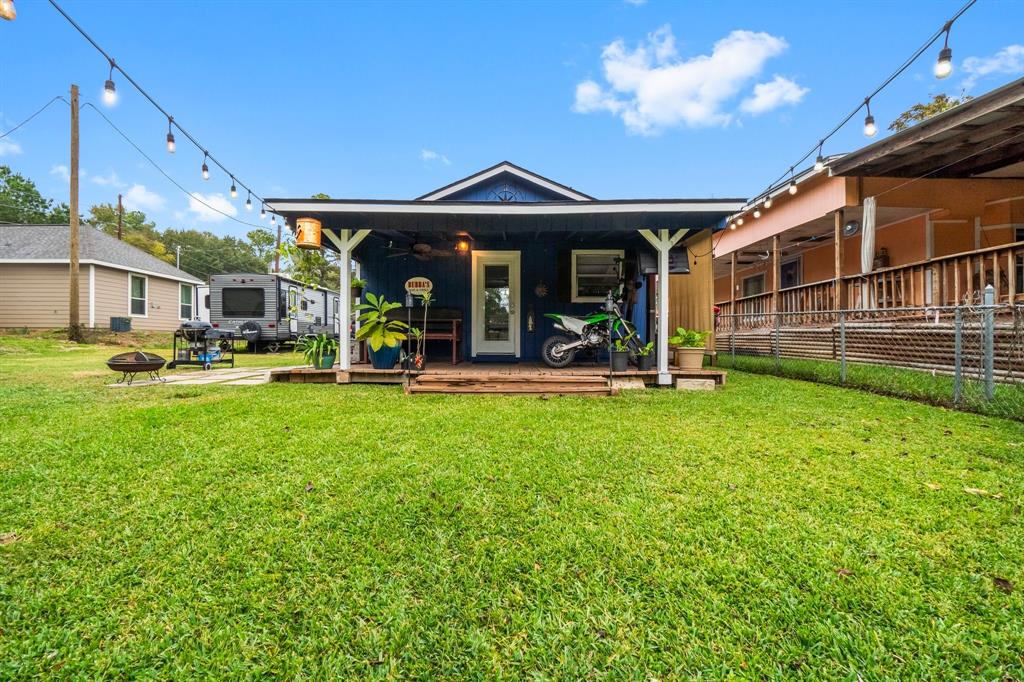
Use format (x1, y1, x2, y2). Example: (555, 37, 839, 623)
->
(0, 95, 69, 139)
(83, 103, 266, 229)
(747, 0, 978, 210)
(47, 0, 274, 215)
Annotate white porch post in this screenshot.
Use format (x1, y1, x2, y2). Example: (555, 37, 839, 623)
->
(639, 228, 687, 386)
(323, 228, 370, 370)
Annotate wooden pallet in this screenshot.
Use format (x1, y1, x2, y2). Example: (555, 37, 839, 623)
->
(406, 373, 617, 396)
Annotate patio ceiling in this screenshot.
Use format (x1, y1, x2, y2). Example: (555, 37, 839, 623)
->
(829, 77, 1024, 179)
(266, 198, 745, 251)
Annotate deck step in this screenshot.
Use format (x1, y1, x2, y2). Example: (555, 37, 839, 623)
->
(407, 376, 616, 395)
(414, 373, 608, 384)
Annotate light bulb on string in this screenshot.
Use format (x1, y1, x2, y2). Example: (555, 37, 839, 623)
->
(814, 142, 825, 172)
(764, 196, 772, 209)
(245, 192, 252, 211)
(935, 21, 953, 79)
(260, 204, 266, 219)
(166, 118, 175, 153)
(863, 99, 877, 137)
(230, 178, 237, 199)
(753, 206, 761, 219)
(103, 59, 117, 106)
(737, 217, 744, 226)
(201, 153, 210, 181)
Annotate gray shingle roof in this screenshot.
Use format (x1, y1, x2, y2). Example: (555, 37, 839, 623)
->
(0, 224, 202, 284)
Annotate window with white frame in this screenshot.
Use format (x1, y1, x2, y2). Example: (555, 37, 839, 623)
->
(179, 284, 194, 320)
(129, 274, 147, 316)
(571, 249, 624, 302)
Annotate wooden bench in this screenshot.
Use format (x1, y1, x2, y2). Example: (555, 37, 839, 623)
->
(360, 307, 463, 365)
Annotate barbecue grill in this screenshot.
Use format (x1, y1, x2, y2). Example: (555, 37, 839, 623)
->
(107, 351, 166, 385)
(167, 320, 236, 370)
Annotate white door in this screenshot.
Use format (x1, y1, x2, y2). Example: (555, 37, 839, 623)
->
(472, 251, 520, 356)
(287, 286, 299, 334)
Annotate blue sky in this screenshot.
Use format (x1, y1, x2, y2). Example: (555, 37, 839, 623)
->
(2, 0, 1023, 238)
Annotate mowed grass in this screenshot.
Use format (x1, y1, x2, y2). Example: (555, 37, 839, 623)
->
(1, 336, 1023, 679)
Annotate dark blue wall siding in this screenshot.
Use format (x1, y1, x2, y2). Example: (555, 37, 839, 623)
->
(357, 238, 651, 362)
(443, 176, 568, 203)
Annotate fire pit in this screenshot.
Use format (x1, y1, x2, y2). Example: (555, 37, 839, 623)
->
(106, 351, 166, 385)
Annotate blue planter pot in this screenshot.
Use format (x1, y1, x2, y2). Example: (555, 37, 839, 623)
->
(368, 344, 401, 369)
(315, 354, 336, 370)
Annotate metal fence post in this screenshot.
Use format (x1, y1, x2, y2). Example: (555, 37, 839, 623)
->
(839, 310, 847, 384)
(774, 312, 781, 371)
(953, 306, 963, 406)
(983, 284, 995, 400)
(731, 313, 736, 366)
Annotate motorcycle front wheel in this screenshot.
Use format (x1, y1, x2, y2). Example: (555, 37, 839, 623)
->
(541, 334, 576, 368)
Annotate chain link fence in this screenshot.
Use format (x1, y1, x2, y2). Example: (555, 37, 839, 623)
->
(715, 288, 1024, 421)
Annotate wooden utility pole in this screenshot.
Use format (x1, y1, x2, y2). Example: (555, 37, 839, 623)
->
(274, 223, 282, 273)
(770, 234, 780, 314)
(68, 84, 83, 342)
(117, 193, 124, 240)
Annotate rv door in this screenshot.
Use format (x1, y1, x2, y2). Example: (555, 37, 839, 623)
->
(287, 286, 299, 335)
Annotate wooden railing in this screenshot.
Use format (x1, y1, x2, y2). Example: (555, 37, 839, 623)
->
(717, 241, 1024, 324)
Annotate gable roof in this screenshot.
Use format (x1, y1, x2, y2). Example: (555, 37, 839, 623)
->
(416, 161, 595, 202)
(0, 224, 203, 284)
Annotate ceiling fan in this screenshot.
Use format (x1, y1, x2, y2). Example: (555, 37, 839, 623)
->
(385, 237, 454, 261)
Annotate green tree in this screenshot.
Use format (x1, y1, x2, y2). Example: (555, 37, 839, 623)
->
(0, 165, 71, 224)
(246, 228, 277, 266)
(161, 229, 266, 282)
(88, 203, 174, 264)
(888, 93, 973, 132)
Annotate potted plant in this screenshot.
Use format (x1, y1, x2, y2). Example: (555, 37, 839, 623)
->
(402, 327, 426, 371)
(295, 333, 338, 369)
(668, 327, 710, 370)
(611, 338, 631, 372)
(350, 277, 367, 299)
(355, 292, 407, 369)
(635, 341, 655, 370)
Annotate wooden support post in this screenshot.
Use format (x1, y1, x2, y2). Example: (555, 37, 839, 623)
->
(833, 210, 844, 311)
(68, 84, 82, 341)
(323, 228, 371, 371)
(639, 228, 687, 385)
(771, 234, 780, 315)
(729, 252, 736, 312)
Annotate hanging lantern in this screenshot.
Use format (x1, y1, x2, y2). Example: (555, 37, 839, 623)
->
(295, 217, 322, 250)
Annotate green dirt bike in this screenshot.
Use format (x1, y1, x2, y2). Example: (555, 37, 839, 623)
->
(541, 293, 642, 368)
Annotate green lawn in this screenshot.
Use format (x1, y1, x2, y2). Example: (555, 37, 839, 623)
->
(1, 335, 1022, 679)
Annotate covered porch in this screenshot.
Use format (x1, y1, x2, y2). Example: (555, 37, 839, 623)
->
(268, 162, 742, 386)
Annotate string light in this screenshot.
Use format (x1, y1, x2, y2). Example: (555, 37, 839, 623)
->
(788, 168, 798, 195)
(245, 191, 252, 211)
(935, 20, 954, 79)
(201, 152, 210, 180)
(764, 196, 773, 209)
(729, 222, 737, 230)
(814, 142, 825, 172)
(165, 117, 175, 153)
(737, 217, 744, 226)
(102, 59, 116, 105)
(753, 206, 761, 219)
(230, 178, 237, 199)
(863, 99, 877, 137)
(260, 204, 266, 219)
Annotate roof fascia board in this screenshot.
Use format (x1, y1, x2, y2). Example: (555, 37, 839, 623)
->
(0, 258, 202, 284)
(269, 200, 745, 215)
(417, 163, 593, 202)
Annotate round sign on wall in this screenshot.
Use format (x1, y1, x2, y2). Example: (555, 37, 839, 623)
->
(404, 277, 433, 295)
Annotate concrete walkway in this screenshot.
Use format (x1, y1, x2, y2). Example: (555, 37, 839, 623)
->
(108, 366, 303, 388)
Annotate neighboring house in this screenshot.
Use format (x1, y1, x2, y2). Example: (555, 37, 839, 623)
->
(0, 224, 203, 331)
(268, 161, 743, 383)
(714, 76, 1024, 318)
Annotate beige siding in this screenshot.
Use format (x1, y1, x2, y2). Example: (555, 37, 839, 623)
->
(0, 263, 194, 331)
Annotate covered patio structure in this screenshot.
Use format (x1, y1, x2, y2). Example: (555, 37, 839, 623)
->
(269, 162, 742, 386)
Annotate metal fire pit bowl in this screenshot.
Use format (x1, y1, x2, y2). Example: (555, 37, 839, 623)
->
(106, 351, 167, 385)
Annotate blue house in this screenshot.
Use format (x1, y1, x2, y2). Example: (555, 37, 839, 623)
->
(268, 162, 742, 384)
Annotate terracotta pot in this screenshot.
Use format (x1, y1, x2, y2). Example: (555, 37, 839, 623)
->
(673, 346, 705, 370)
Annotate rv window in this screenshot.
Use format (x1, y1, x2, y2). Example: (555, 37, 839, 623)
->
(204, 294, 210, 309)
(301, 299, 309, 311)
(222, 288, 265, 317)
(179, 284, 194, 320)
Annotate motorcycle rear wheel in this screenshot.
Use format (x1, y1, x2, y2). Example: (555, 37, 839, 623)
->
(541, 334, 576, 368)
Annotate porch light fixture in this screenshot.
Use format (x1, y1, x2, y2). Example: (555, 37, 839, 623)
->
(245, 192, 252, 211)
(229, 178, 237, 199)
(201, 152, 210, 180)
(935, 20, 954, 79)
(455, 238, 471, 253)
(863, 99, 877, 137)
(166, 118, 175, 153)
(103, 59, 117, 105)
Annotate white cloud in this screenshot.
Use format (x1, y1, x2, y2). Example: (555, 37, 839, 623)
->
(187, 192, 236, 223)
(573, 25, 802, 134)
(50, 164, 70, 181)
(123, 184, 166, 212)
(0, 139, 21, 157)
(420, 149, 451, 166)
(91, 170, 126, 188)
(740, 75, 809, 114)
(962, 44, 1024, 90)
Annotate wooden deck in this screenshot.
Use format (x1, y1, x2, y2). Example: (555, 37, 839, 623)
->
(270, 362, 726, 394)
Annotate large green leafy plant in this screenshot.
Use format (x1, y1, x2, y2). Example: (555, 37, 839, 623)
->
(355, 292, 408, 351)
(668, 327, 710, 348)
(294, 333, 338, 367)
